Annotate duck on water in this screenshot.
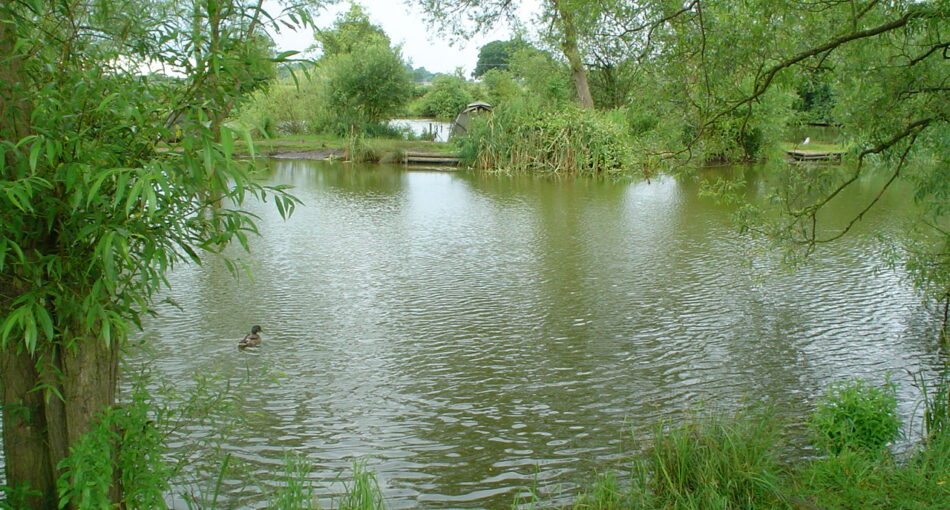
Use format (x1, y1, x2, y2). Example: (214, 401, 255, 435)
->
(239, 325, 263, 349)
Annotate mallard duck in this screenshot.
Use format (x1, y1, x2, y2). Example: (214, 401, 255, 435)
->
(238, 325, 263, 348)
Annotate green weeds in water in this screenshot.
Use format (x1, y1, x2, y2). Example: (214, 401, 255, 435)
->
(517, 375, 949, 509)
(267, 453, 317, 510)
(456, 98, 636, 176)
(335, 462, 386, 510)
(916, 370, 950, 442)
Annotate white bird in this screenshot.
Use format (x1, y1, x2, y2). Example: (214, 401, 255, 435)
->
(802, 137, 811, 145)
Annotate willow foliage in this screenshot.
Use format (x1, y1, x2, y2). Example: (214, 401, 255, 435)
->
(0, 0, 315, 506)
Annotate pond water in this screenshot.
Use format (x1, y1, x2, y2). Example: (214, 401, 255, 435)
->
(120, 160, 944, 507)
(389, 119, 453, 142)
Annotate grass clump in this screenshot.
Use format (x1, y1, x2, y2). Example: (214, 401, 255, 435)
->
(336, 462, 386, 510)
(809, 377, 901, 455)
(793, 432, 950, 509)
(917, 370, 950, 442)
(268, 453, 317, 510)
(456, 98, 635, 176)
(632, 410, 789, 510)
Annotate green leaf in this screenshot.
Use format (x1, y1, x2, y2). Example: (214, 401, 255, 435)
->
(221, 126, 234, 159)
(100, 231, 116, 283)
(275, 50, 299, 61)
(241, 126, 256, 158)
(23, 314, 37, 354)
(29, 140, 42, 172)
(1, 306, 25, 349)
(102, 318, 112, 348)
(87, 169, 116, 207)
(45, 139, 56, 166)
(146, 187, 158, 217)
(35, 303, 54, 341)
(126, 177, 144, 216)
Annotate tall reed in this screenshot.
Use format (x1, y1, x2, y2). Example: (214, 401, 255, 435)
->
(456, 99, 636, 176)
(632, 410, 790, 509)
(336, 462, 386, 510)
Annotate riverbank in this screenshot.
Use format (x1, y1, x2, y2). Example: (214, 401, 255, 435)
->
(235, 135, 849, 169)
(234, 135, 458, 163)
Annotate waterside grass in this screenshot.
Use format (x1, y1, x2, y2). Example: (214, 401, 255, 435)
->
(231, 134, 457, 161)
(549, 377, 950, 510)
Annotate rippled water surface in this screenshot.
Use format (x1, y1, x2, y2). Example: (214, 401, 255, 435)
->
(127, 160, 943, 508)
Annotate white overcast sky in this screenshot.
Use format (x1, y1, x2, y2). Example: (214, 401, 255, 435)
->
(267, 0, 542, 75)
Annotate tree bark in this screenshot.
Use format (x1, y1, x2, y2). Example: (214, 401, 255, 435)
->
(2, 328, 121, 508)
(1, 344, 58, 508)
(551, 0, 595, 109)
(0, 1, 31, 169)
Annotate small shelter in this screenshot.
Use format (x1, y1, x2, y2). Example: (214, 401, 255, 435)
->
(450, 102, 493, 138)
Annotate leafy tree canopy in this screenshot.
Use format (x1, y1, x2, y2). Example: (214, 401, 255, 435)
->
(473, 39, 529, 77)
(415, 74, 476, 120)
(319, 44, 415, 133)
(314, 2, 390, 59)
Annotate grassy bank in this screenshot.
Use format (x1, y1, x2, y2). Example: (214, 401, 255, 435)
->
(232, 134, 457, 162)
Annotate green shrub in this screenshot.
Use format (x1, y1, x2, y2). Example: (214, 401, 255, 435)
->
(809, 378, 901, 455)
(317, 43, 414, 136)
(480, 69, 522, 106)
(794, 433, 950, 509)
(414, 75, 475, 120)
(56, 382, 170, 510)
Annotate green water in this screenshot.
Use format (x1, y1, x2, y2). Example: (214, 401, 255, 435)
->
(128, 160, 944, 508)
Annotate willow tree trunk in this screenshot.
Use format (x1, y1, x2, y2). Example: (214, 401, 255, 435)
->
(551, 0, 595, 109)
(1, 336, 120, 508)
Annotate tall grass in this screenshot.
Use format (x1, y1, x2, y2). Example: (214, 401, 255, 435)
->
(916, 370, 950, 441)
(456, 98, 636, 176)
(267, 454, 317, 510)
(632, 410, 790, 510)
(336, 462, 386, 510)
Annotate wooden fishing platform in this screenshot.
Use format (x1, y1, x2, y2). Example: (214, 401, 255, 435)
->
(786, 149, 845, 162)
(403, 151, 461, 166)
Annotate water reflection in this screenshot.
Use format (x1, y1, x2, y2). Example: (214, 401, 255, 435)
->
(121, 160, 943, 508)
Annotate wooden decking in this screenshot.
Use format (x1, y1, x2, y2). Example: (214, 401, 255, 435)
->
(786, 150, 845, 162)
(404, 151, 461, 166)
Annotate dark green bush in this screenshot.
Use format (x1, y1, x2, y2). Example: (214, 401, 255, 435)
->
(809, 378, 901, 455)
